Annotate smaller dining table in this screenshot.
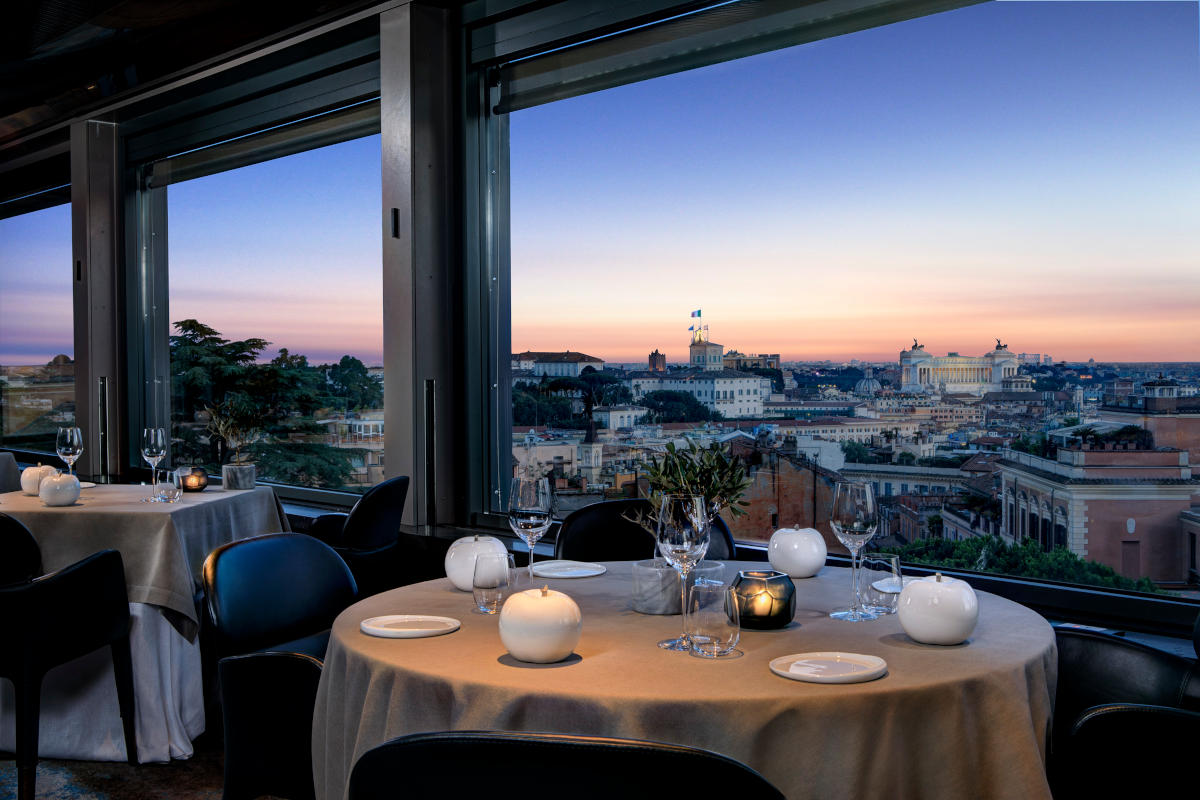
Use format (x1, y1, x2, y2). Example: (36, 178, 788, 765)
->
(0, 483, 289, 762)
(313, 561, 1057, 800)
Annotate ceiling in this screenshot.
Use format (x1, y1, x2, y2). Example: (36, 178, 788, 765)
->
(0, 0, 380, 146)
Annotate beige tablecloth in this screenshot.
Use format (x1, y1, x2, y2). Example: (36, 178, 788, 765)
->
(313, 562, 1056, 800)
(0, 483, 289, 762)
(0, 483, 288, 639)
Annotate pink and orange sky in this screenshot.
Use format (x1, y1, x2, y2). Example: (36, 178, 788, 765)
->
(509, 1, 1200, 364)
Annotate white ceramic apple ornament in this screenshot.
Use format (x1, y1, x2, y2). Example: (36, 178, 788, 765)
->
(39, 470, 81, 507)
(499, 585, 582, 663)
(768, 527, 827, 578)
(21, 464, 57, 495)
(898, 572, 979, 645)
(444, 535, 509, 591)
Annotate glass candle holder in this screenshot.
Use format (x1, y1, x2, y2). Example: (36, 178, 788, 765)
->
(731, 569, 796, 630)
(178, 467, 208, 492)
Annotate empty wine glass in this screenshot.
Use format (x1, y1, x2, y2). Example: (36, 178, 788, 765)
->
(656, 494, 710, 651)
(56, 427, 83, 476)
(508, 477, 552, 584)
(141, 427, 168, 503)
(829, 481, 879, 622)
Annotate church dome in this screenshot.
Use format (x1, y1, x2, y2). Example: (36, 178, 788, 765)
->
(854, 367, 882, 396)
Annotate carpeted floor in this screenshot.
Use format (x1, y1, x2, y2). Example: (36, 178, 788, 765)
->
(0, 733, 227, 800)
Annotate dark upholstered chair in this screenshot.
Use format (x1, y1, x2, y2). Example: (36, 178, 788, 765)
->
(203, 533, 358, 800)
(1049, 626, 1200, 798)
(307, 475, 410, 596)
(347, 731, 785, 800)
(554, 498, 737, 562)
(0, 549, 137, 800)
(0, 512, 42, 587)
(1058, 703, 1200, 800)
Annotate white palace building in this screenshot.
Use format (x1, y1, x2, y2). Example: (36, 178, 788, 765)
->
(899, 339, 1020, 396)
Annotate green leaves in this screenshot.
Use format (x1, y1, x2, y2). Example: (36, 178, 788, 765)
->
(642, 440, 752, 521)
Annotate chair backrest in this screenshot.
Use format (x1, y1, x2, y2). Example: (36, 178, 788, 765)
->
(0, 512, 42, 586)
(348, 731, 785, 800)
(707, 514, 736, 561)
(1061, 703, 1200, 799)
(341, 476, 410, 551)
(1053, 627, 1200, 754)
(203, 533, 357, 657)
(554, 499, 738, 561)
(554, 499, 657, 561)
(0, 549, 130, 677)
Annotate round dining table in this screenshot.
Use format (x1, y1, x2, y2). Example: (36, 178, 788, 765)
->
(312, 561, 1056, 800)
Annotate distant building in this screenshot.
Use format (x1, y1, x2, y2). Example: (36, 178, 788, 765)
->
(647, 349, 666, 372)
(512, 350, 605, 377)
(594, 405, 648, 429)
(723, 350, 780, 371)
(1098, 377, 1200, 464)
(899, 338, 1019, 395)
(628, 368, 765, 418)
(997, 443, 1197, 583)
(688, 327, 724, 371)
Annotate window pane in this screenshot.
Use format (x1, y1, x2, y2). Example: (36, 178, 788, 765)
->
(507, 1, 1200, 595)
(167, 134, 382, 493)
(0, 203, 75, 454)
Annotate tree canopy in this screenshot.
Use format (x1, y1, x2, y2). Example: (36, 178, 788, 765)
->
(169, 320, 375, 490)
(641, 390, 719, 423)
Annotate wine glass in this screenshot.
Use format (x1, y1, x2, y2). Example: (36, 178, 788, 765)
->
(508, 477, 552, 584)
(56, 427, 83, 475)
(655, 494, 710, 651)
(140, 427, 168, 502)
(829, 481, 879, 622)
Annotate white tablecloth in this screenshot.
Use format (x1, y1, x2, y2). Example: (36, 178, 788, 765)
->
(0, 484, 289, 762)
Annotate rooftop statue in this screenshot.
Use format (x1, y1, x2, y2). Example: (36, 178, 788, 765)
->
(995, 338, 1008, 350)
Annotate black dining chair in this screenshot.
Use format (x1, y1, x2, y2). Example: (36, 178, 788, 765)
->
(554, 498, 738, 562)
(1048, 625, 1200, 798)
(347, 731, 785, 800)
(0, 549, 137, 800)
(203, 532, 358, 800)
(1058, 702, 1200, 800)
(307, 475, 410, 596)
(0, 512, 42, 587)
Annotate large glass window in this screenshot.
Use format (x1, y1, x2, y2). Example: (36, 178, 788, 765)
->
(0, 202, 75, 454)
(166, 134, 383, 493)
(504, 1, 1200, 595)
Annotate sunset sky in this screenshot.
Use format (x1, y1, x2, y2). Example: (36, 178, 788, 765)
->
(510, 0, 1200, 363)
(2, 1, 1197, 368)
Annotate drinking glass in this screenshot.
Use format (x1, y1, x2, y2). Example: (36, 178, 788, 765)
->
(55, 427, 83, 476)
(473, 553, 515, 614)
(140, 427, 168, 502)
(829, 481, 879, 622)
(686, 580, 740, 658)
(655, 494, 710, 651)
(508, 477, 552, 584)
(861, 553, 903, 616)
(154, 470, 183, 504)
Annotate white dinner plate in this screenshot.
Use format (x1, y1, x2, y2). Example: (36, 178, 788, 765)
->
(531, 560, 607, 579)
(360, 615, 461, 639)
(79, 481, 97, 489)
(769, 652, 888, 684)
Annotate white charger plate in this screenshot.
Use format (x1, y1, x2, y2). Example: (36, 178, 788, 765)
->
(769, 652, 888, 684)
(79, 481, 97, 489)
(531, 560, 607, 579)
(360, 615, 460, 639)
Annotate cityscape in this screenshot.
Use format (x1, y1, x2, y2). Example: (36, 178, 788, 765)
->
(509, 314, 1200, 596)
